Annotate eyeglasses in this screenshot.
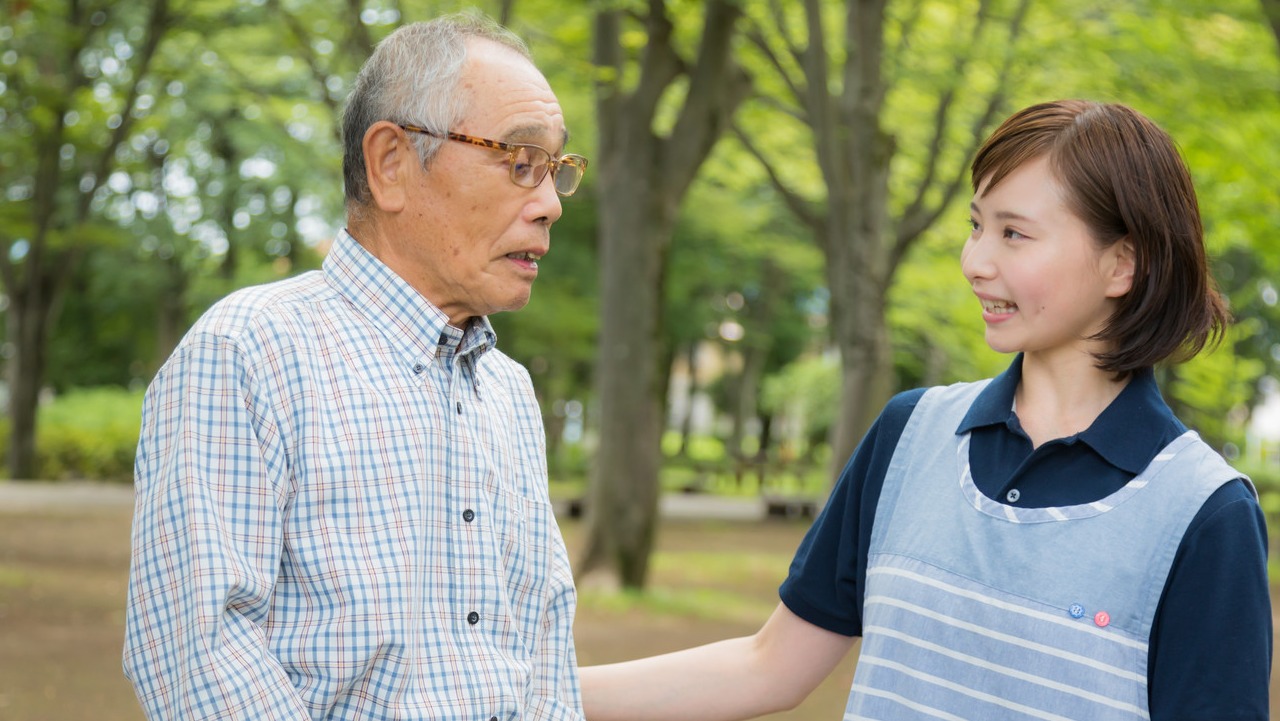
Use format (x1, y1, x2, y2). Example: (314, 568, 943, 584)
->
(399, 123, 588, 197)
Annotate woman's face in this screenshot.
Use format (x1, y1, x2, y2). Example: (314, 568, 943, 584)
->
(962, 155, 1134, 366)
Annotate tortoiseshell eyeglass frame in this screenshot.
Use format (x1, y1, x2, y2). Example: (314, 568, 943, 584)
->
(398, 123, 588, 197)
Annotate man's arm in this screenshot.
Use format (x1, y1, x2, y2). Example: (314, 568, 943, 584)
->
(123, 332, 309, 720)
(580, 603, 857, 721)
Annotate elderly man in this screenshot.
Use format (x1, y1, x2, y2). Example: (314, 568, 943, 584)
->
(123, 15, 588, 720)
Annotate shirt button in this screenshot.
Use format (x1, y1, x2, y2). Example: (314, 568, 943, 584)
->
(1068, 603, 1085, 619)
(412, 363, 425, 374)
(456, 400, 463, 415)
(462, 508, 475, 523)
(467, 611, 480, 625)
(1094, 611, 1111, 628)
(1006, 488, 1021, 503)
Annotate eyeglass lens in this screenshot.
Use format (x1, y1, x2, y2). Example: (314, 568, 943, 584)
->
(509, 145, 583, 196)
(510, 145, 546, 188)
(552, 159, 583, 196)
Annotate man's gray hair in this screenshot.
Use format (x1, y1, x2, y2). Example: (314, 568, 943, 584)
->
(341, 14, 531, 217)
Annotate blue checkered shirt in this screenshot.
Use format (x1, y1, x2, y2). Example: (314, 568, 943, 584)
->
(124, 229, 582, 720)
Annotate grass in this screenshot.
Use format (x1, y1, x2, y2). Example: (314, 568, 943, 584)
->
(0, 565, 30, 590)
(576, 546, 795, 624)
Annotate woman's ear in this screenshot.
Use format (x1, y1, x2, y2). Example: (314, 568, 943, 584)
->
(363, 122, 412, 213)
(1105, 238, 1136, 298)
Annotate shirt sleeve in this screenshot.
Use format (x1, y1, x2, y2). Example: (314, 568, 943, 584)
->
(1147, 479, 1272, 721)
(524, 392, 586, 719)
(529, 553, 582, 718)
(779, 388, 927, 637)
(123, 332, 309, 720)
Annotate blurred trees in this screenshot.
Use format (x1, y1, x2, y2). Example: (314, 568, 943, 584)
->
(0, 0, 175, 478)
(0, 0, 1276, 588)
(733, 0, 1030, 466)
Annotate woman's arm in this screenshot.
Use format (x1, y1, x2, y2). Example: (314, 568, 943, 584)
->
(580, 602, 857, 721)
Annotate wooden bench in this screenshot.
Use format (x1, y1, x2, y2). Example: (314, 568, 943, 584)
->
(762, 494, 820, 520)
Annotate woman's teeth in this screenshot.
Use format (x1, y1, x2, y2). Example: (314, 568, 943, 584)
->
(982, 299, 1017, 314)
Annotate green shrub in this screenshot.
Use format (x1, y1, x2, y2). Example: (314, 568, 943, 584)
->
(0, 386, 143, 482)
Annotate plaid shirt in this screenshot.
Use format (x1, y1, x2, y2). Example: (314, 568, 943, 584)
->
(124, 230, 581, 721)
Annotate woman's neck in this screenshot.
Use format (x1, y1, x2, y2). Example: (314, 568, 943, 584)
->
(1014, 352, 1130, 449)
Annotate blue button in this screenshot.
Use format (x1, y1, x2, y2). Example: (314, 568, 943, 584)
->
(1068, 603, 1085, 619)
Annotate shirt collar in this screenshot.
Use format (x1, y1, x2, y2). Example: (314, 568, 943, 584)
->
(957, 355, 1023, 434)
(956, 354, 1180, 474)
(324, 229, 497, 372)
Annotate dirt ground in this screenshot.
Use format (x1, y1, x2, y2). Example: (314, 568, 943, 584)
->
(0, 499, 1272, 720)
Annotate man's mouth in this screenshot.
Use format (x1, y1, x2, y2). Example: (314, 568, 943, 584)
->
(507, 252, 543, 262)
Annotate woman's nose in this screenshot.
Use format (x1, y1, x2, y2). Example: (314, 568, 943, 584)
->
(960, 234, 994, 282)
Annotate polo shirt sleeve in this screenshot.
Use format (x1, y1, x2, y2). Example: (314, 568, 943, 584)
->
(1148, 479, 1272, 721)
(779, 388, 928, 637)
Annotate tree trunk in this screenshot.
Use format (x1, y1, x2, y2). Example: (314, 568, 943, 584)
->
(577, 0, 747, 590)
(828, 277, 894, 466)
(6, 289, 52, 479)
(579, 184, 671, 589)
(824, 0, 894, 466)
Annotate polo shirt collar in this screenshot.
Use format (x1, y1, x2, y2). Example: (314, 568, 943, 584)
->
(323, 229, 497, 372)
(956, 354, 1179, 474)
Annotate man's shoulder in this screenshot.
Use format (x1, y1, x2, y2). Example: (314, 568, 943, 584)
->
(190, 271, 331, 343)
(476, 346, 533, 388)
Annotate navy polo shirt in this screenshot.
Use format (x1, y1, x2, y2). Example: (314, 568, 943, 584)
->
(780, 355, 1271, 720)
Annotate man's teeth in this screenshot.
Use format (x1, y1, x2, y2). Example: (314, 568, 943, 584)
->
(981, 299, 1017, 314)
(508, 252, 542, 261)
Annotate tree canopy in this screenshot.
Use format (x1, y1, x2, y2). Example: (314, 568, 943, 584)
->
(1, 0, 1276, 585)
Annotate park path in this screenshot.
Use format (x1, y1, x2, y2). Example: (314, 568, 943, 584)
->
(0, 480, 135, 509)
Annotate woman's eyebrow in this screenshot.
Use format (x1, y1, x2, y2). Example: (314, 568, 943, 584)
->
(970, 201, 1035, 224)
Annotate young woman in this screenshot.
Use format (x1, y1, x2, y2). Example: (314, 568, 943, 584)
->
(580, 100, 1271, 721)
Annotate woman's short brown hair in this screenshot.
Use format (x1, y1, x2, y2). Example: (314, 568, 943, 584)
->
(970, 99, 1229, 375)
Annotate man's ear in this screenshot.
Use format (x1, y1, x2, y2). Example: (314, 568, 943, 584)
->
(363, 122, 413, 213)
(1105, 237, 1136, 298)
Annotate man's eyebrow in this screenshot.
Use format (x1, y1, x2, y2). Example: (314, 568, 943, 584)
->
(504, 124, 570, 151)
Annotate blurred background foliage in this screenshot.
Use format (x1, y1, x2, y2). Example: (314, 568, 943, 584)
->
(1, 0, 1278, 578)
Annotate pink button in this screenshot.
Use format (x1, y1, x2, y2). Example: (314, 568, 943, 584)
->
(1094, 611, 1111, 628)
